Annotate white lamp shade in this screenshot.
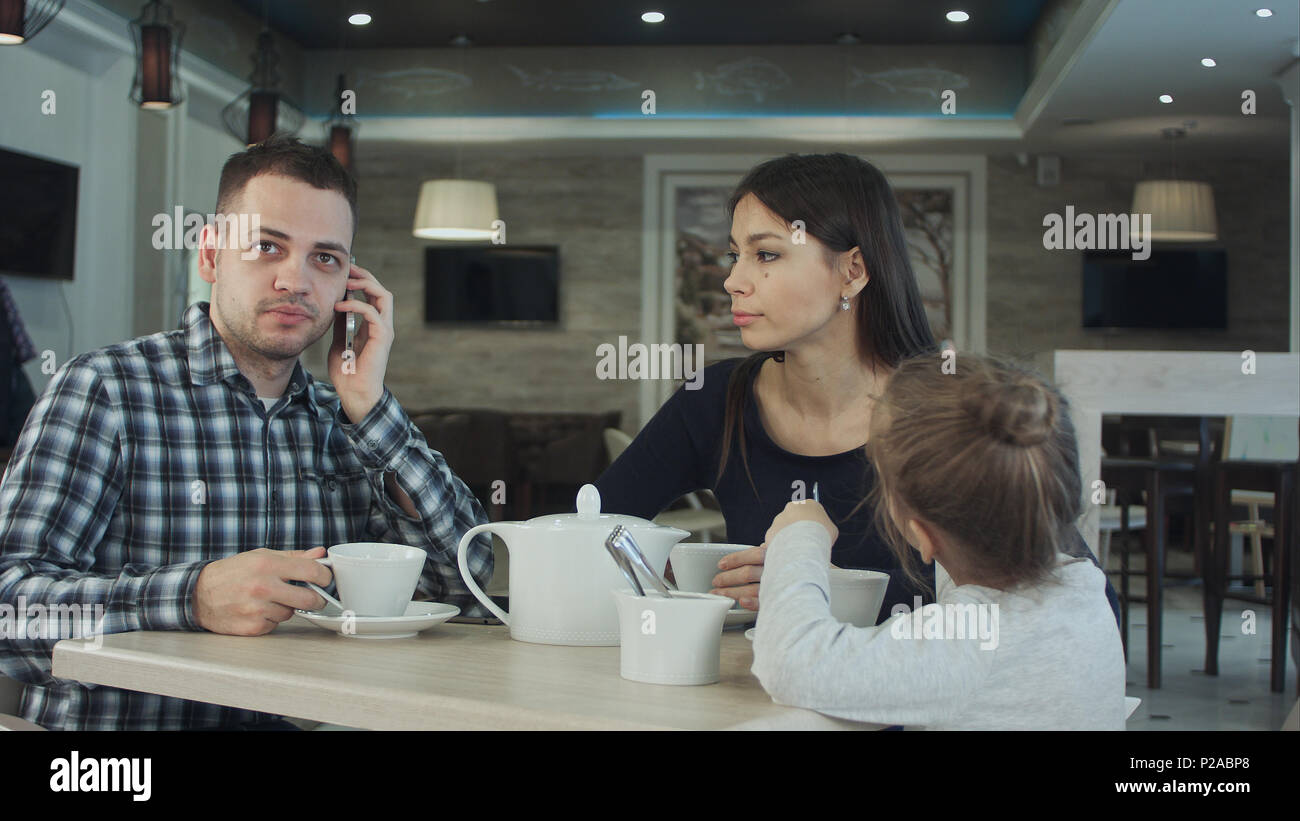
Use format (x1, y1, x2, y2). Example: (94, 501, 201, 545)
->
(412, 179, 499, 240)
(1130, 180, 1218, 242)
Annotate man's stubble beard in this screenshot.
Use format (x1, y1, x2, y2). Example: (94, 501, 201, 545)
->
(211, 263, 335, 365)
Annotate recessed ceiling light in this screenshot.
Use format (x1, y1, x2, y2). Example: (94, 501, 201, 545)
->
(946, 10, 970, 22)
(1201, 57, 1216, 67)
(642, 11, 665, 23)
(1255, 8, 1273, 17)
(1158, 94, 1174, 103)
(348, 13, 371, 26)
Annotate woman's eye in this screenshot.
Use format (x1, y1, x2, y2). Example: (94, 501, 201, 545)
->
(757, 251, 778, 262)
(724, 251, 738, 264)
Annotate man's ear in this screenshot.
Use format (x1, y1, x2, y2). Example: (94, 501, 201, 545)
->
(197, 223, 219, 285)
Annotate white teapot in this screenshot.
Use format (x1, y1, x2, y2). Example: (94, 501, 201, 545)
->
(457, 484, 690, 646)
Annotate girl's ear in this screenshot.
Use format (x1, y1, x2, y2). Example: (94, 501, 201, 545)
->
(906, 518, 939, 565)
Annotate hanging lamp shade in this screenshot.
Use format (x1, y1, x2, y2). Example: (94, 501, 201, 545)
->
(0, 0, 64, 45)
(221, 30, 303, 146)
(1131, 180, 1218, 242)
(128, 0, 185, 109)
(412, 180, 499, 240)
(323, 73, 359, 173)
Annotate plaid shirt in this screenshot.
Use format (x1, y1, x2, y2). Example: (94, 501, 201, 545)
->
(0, 302, 493, 730)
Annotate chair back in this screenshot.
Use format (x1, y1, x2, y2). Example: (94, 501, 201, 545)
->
(603, 428, 633, 465)
(1224, 416, 1300, 462)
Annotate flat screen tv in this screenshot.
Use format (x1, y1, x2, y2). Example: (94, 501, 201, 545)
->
(0, 146, 79, 281)
(1082, 248, 1227, 330)
(424, 245, 559, 325)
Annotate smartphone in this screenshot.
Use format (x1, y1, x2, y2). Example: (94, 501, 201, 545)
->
(345, 255, 359, 354)
(344, 290, 359, 354)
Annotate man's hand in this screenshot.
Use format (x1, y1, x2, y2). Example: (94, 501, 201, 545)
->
(193, 547, 333, 636)
(709, 501, 839, 612)
(329, 262, 395, 424)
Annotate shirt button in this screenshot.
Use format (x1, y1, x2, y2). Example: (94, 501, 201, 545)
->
(327, 480, 337, 492)
(367, 439, 379, 449)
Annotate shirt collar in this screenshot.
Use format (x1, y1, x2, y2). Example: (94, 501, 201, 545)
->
(184, 302, 317, 404)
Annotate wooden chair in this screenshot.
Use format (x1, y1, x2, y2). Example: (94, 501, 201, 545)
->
(603, 428, 726, 541)
(1205, 416, 1298, 693)
(1101, 415, 1217, 688)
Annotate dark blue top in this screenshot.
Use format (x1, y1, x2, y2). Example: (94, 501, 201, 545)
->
(595, 354, 1121, 627)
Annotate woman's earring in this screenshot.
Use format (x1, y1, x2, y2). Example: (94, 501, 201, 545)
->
(840, 296, 851, 311)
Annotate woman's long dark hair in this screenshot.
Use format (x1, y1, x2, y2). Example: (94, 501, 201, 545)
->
(716, 153, 938, 492)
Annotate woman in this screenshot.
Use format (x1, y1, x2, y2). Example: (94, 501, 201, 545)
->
(596, 152, 1119, 623)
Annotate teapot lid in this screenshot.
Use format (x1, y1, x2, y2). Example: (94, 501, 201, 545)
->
(525, 484, 675, 531)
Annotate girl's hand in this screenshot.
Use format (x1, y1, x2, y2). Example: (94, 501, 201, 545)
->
(765, 500, 838, 547)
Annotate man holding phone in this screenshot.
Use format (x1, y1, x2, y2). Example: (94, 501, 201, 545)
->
(0, 135, 493, 729)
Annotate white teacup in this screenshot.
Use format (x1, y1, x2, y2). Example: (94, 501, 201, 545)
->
(669, 543, 751, 595)
(612, 589, 734, 685)
(305, 543, 427, 617)
(828, 568, 890, 627)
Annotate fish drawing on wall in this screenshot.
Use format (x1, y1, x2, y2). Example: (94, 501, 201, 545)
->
(849, 67, 970, 99)
(507, 65, 640, 92)
(694, 57, 792, 103)
(356, 67, 474, 99)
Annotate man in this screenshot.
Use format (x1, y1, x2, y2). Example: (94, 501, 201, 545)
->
(0, 135, 493, 730)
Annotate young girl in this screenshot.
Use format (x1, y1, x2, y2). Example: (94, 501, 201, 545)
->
(750, 351, 1126, 730)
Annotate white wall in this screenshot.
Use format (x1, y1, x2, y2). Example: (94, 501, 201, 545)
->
(0, 45, 137, 393)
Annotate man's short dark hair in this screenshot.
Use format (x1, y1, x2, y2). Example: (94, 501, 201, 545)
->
(215, 133, 358, 234)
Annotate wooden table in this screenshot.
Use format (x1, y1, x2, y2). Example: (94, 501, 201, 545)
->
(51, 618, 883, 731)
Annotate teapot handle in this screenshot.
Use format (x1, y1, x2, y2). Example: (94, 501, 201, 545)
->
(457, 523, 510, 625)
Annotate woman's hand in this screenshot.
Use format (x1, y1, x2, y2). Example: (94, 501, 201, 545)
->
(709, 501, 838, 611)
(710, 544, 766, 611)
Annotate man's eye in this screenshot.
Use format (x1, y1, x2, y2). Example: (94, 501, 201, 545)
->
(255, 240, 277, 254)
(316, 253, 338, 266)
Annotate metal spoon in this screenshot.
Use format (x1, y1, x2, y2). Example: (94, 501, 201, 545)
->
(603, 527, 645, 597)
(606, 525, 674, 598)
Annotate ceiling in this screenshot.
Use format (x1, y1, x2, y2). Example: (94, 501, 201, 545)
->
(231, 0, 1049, 49)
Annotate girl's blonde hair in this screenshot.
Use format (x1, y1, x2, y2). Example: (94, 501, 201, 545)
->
(864, 352, 1083, 590)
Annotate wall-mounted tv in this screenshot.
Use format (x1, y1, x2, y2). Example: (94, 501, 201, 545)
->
(424, 245, 559, 325)
(1082, 248, 1227, 330)
(0, 146, 79, 281)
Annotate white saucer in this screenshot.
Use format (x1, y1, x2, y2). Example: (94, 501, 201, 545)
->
(744, 627, 756, 641)
(295, 600, 460, 639)
(725, 607, 757, 628)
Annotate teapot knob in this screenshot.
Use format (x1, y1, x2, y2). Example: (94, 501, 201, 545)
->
(576, 483, 601, 521)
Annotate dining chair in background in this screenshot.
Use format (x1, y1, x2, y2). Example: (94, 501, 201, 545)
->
(1205, 416, 1298, 693)
(603, 428, 726, 541)
(1100, 415, 1217, 688)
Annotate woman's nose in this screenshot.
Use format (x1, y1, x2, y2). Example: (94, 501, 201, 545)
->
(723, 263, 752, 296)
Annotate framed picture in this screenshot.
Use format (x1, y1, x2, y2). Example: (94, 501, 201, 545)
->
(639, 154, 987, 424)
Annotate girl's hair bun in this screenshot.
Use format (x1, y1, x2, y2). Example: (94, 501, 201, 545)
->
(962, 379, 1057, 447)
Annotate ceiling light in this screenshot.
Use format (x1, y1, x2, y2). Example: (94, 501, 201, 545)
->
(1200, 57, 1215, 67)
(348, 12, 370, 25)
(641, 11, 664, 23)
(946, 10, 969, 22)
(1158, 94, 1173, 103)
(1255, 8, 1272, 17)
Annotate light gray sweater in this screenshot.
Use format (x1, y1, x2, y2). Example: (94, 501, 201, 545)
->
(751, 521, 1127, 730)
